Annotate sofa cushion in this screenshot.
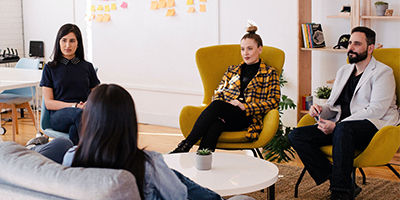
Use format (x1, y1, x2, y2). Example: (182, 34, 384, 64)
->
(0, 142, 141, 200)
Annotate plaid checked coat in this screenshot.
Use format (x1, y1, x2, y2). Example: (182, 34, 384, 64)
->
(212, 59, 281, 141)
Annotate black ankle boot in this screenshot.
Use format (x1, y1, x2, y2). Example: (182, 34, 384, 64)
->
(170, 140, 192, 154)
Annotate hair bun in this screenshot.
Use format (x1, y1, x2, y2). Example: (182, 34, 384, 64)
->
(246, 24, 258, 34)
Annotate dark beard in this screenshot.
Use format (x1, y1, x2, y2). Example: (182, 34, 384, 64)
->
(348, 49, 368, 64)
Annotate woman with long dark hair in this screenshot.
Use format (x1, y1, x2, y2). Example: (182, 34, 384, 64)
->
(40, 23, 100, 144)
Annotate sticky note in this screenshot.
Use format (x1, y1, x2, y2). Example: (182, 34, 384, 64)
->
(90, 14, 95, 20)
(111, 3, 117, 10)
(200, 0, 207, 2)
(166, 0, 174, 7)
(158, 0, 166, 8)
(91, 5, 96, 12)
(102, 14, 111, 21)
(97, 5, 104, 11)
(186, 0, 193, 5)
(105, 5, 110, 12)
(200, 4, 206, 12)
(121, 1, 128, 9)
(165, 9, 175, 17)
(96, 14, 104, 22)
(150, 1, 158, 10)
(85, 14, 90, 21)
(187, 7, 195, 13)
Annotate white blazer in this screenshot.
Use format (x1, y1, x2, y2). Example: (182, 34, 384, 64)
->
(320, 57, 400, 129)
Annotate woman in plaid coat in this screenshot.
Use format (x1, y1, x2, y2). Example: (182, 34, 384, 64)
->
(171, 25, 280, 153)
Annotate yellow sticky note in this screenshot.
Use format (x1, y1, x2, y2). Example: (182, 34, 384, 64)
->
(105, 5, 110, 12)
(186, 0, 193, 5)
(166, 0, 174, 7)
(97, 5, 103, 11)
(91, 5, 96, 12)
(150, 1, 158, 10)
(111, 3, 117, 10)
(165, 9, 175, 17)
(96, 14, 104, 22)
(187, 7, 195, 13)
(158, 0, 166, 8)
(200, 4, 206, 12)
(102, 14, 111, 21)
(200, 0, 207, 2)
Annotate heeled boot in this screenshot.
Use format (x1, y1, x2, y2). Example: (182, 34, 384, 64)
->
(170, 140, 193, 154)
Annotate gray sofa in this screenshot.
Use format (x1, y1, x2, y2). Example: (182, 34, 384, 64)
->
(0, 141, 141, 200)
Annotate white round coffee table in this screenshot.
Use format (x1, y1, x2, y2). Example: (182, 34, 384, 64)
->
(163, 152, 278, 197)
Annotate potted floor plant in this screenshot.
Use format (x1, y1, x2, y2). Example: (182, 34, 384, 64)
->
(314, 86, 332, 105)
(375, 1, 389, 16)
(196, 148, 212, 170)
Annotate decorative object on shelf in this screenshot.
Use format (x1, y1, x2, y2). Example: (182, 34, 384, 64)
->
(314, 86, 332, 105)
(338, 5, 351, 16)
(301, 23, 326, 48)
(374, 1, 389, 16)
(196, 148, 212, 170)
(263, 71, 296, 163)
(385, 9, 394, 16)
(333, 34, 350, 49)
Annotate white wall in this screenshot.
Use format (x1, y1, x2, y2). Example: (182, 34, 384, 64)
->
(0, 0, 24, 65)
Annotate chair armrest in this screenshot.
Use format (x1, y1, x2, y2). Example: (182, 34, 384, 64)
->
(297, 114, 316, 127)
(179, 105, 207, 138)
(251, 109, 280, 147)
(354, 125, 400, 167)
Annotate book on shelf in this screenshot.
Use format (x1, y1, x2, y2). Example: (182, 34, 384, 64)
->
(301, 23, 326, 48)
(302, 95, 313, 110)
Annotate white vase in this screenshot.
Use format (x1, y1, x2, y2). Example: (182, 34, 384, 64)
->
(318, 98, 328, 105)
(375, 4, 388, 16)
(196, 154, 212, 170)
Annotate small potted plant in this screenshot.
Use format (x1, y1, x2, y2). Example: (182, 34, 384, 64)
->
(374, 1, 389, 16)
(314, 86, 332, 105)
(196, 148, 212, 170)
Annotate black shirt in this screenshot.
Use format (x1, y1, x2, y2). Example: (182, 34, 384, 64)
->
(334, 66, 363, 121)
(238, 60, 260, 102)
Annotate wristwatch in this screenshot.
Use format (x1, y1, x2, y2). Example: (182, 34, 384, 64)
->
(71, 103, 78, 108)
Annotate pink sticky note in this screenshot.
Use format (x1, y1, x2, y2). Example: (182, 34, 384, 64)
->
(121, 1, 128, 9)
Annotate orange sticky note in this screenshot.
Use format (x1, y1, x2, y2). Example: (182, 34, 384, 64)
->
(200, 4, 206, 12)
(150, 1, 158, 10)
(121, 1, 128, 9)
(165, 9, 175, 17)
(90, 5, 96, 12)
(186, 0, 193, 5)
(200, 0, 206, 2)
(90, 14, 95, 20)
(158, 0, 166, 8)
(97, 5, 104, 11)
(85, 14, 90, 21)
(102, 14, 111, 21)
(105, 5, 110, 12)
(111, 3, 117, 10)
(166, 0, 174, 7)
(96, 14, 104, 22)
(187, 7, 195, 13)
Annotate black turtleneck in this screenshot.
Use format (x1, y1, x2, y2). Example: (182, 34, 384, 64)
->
(238, 60, 260, 102)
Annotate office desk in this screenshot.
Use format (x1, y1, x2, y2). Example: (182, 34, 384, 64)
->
(0, 68, 42, 140)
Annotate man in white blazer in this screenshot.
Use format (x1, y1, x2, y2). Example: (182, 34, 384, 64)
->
(289, 26, 400, 200)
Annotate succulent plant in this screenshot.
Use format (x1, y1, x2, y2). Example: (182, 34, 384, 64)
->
(197, 148, 212, 155)
(314, 86, 332, 99)
(374, 1, 388, 6)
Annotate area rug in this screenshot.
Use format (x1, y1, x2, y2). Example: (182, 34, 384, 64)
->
(224, 163, 400, 200)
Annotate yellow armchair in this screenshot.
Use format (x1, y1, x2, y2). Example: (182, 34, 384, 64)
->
(179, 44, 285, 158)
(294, 48, 400, 198)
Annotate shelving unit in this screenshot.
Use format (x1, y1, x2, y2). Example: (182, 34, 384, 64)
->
(296, 0, 400, 121)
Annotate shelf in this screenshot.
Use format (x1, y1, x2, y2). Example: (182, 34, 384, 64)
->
(301, 47, 347, 52)
(300, 110, 309, 114)
(361, 15, 400, 19)
(327, 15, 350, 19)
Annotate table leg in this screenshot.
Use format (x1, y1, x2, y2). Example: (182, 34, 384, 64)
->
(267, 184, 275, 200)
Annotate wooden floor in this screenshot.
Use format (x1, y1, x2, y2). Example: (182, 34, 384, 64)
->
(1, 110, 399, 182)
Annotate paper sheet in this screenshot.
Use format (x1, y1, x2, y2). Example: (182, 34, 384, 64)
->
(158, 0, 166, 8)
(200, 0, 207, 2)
(96, 14, 104, 22)
(186, 0, 193, 5)
(102, 14, 111, 21)
(150, 1, 158, 10)
(97, 5, 104, 11)
(91, 5, 96, 12)
(166, 0, 175, 7)
(187, 7, 195, 13)
(165, 9, 175, 16)
(105, 5, 110, 12)
(120, 1, 128, 9)
(111, 3, 117, 10)
(200, 4, 206, 12)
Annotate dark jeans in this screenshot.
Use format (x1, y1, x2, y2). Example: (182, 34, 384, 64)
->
(185, 100, 253, 151)
(31, 137, 74, 164)
(288, 120, 378, 193)
(172, 169, 222, 200)
(50, 107, 83, 145)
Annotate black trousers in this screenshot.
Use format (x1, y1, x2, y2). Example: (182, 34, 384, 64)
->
(185, 100, 253, 151)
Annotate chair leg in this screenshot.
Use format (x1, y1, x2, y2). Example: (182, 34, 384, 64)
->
(294, 168, 307, 198)
(358, 167, 366, 184)
(386, 164, 400, 179)
(350, 167, 356, 200)
(11, 103, 18, 141)
(256, 148, 264, 159)
(23, 102, 37, 130)
(250, 149, 258, 157)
